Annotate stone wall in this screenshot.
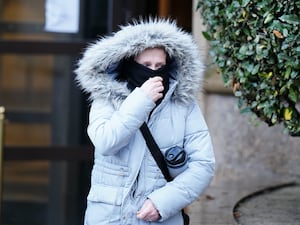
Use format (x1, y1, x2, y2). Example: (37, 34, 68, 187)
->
(204, 93, 300, 183)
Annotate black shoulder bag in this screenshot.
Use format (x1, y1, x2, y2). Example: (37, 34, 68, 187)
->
(140, 122, 190, 225)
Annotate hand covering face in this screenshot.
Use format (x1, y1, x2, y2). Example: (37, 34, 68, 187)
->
(118, 59, 170, 104)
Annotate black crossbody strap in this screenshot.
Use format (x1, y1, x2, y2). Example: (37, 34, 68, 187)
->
(140, 122, 173, 182)
(140, 122, 190, 225)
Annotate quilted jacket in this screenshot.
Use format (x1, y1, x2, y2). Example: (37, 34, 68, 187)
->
(75, 18, 215, 225)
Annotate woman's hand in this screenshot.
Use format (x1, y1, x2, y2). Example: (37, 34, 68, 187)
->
(140, 76, 164, 103)
(136, 199, 161, 222)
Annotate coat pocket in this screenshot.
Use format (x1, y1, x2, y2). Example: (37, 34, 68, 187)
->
(92, 161, 129, 186)
(87, 184, 124, 205)
(88, 161, 130, 205)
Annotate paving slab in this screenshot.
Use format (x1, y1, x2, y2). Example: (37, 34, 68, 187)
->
(234, 183, 300, 225)
(186, 170, 297, 225)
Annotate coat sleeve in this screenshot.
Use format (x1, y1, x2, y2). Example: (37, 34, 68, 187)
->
(147, 100, 215, 221)
(87, 88, 155, 156)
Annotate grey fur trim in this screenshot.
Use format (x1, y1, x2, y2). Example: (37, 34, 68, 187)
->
(75, 18, 205, 108)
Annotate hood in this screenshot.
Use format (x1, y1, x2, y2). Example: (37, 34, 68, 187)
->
(75, 18, 205, 108)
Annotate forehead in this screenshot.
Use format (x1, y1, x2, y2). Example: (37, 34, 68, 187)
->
(136, 48, 166, 61)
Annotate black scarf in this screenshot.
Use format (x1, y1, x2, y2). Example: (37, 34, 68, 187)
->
(118, 59, 170, 104)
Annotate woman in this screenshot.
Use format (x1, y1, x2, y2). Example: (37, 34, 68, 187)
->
(75, 18, 215, 225)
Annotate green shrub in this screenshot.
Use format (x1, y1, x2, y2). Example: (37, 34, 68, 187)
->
(197, 0, 300, 136)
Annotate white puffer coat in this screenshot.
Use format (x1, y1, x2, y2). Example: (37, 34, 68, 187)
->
(75, 19, 215, 225)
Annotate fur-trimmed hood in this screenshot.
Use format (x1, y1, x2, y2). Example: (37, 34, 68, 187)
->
(75, 18, 205, 108)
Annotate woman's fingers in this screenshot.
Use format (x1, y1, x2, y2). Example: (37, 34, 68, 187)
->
(136, 199, 161, 222)
(140, 76, 164, 102)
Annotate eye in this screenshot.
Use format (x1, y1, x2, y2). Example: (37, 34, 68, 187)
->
(143, 63, 152, 68)
(155, 63, 165, 70)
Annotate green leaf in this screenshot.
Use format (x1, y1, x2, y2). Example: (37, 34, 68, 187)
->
(284, 67, 292, 79)
(241, 0, 251, 7)
(291, 71, 298, 79)
(279, 15, 300, 25)
(240, 107, 251, 114)
(234, 91, 243, 97)
(288, 89, 298, 103)
(251, 64, 260, 75)
(264, 13, 274, 24)
(271, 113, 278, 124)
(202, 31, 212, 41)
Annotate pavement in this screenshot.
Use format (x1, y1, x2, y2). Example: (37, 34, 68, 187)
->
(235, 183, 300, 225)
(187, 169, 300, 225)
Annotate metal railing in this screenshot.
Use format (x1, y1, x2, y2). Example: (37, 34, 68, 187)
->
(0, 106, 5, 221)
